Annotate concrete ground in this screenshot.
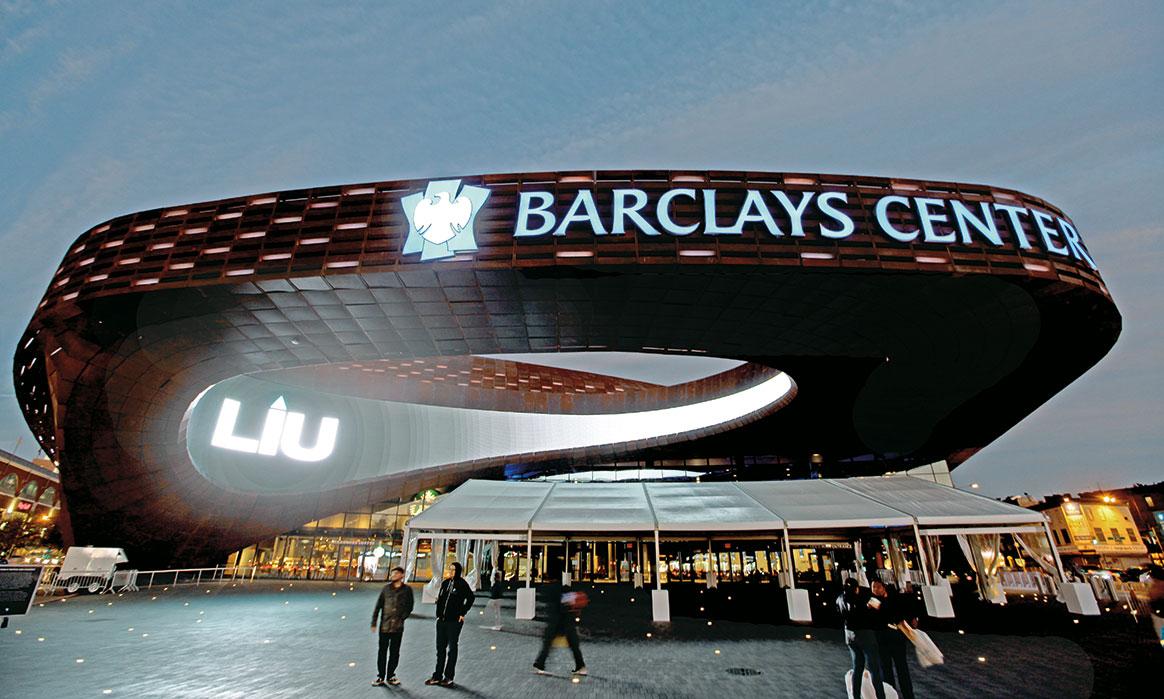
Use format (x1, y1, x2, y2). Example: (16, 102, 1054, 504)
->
(0, 580, 1096, 698)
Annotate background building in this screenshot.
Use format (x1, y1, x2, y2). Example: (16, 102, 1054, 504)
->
(1018, 485, 1163, 571)
(0, 447, 63, 561)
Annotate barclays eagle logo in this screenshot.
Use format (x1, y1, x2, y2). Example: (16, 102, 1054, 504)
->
(401, 179, 490, 261)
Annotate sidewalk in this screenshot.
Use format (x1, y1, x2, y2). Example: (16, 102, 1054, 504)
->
(0, 580, 1094, 698)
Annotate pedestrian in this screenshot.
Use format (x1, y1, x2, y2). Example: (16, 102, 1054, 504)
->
(370, 566, 414, 687)
(871, 580, 915, 699)
(426, 561, 475, 688)
(533, 560, 587, 677)
(837, 577, 886, 699)
(486, 570, 504, 630)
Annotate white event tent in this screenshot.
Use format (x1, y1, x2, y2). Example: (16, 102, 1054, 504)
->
(403, 476, 1099, 621)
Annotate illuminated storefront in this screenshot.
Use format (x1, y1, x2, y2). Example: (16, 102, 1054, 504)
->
(0, 448, 62, 561)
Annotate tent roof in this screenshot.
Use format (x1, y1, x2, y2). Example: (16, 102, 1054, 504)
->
(401, 479, 552, 531)
(737, 480, 915, 529)
(835, 477, 1043, 526)
(405, 476, 1044, 534)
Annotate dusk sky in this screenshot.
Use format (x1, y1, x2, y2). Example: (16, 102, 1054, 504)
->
(1, 1, 1160, 497)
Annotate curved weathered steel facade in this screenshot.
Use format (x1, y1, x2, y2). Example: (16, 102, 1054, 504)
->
(13, 171, 1120, 565)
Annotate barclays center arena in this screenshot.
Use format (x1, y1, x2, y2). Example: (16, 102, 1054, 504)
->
(13, 170, 1119, 579)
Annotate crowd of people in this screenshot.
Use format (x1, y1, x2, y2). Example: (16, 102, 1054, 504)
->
(367, 558, 1164, 692)
(369, 560, 586, 688)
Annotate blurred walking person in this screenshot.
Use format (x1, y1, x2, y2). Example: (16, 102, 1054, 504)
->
(533, 561, 587, 677)
(486, 570, 505, 630)
(370, 566, 414, 686)
(426, 561, 475, 688)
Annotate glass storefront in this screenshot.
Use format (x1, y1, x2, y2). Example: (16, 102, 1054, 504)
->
(228, 492, 436, 581)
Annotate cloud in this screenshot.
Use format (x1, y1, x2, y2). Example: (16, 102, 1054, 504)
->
(25, 39, 135, 111)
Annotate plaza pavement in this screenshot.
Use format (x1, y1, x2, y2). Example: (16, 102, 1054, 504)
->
(0, 580, 1094, 698)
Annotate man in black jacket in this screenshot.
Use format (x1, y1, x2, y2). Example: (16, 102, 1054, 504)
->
(426, 561, 475, 688)
(836, 577, 886, 699)
(370, 566, 414, 686)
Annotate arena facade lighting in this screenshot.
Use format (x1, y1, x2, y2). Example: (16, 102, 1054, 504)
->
(14, 170, 1120, 565)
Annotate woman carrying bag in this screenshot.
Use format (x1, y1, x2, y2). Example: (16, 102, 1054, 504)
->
(871, 581, 918, 699)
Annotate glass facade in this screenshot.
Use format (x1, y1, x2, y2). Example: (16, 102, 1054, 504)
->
(228, 490, 441, 581)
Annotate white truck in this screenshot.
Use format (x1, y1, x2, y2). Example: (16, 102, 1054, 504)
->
(53, 547, 131, 594)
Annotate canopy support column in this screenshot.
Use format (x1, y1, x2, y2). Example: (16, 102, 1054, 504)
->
(525, 529, 533, 588)
(782, 524, 795, 590)
(912, 521, 933, 586)
(783, 524, 811, 622)
(651, 529, 670, 622)
(516, 528, 535, 620)
(654, 529, 662, 590)
(706, 537, 718, 588)
(914, 524, 955, 618)
(401, 525, 414, 582)
(563, 538, 571, 586)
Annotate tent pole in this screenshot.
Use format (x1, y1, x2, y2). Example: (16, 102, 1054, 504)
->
(654, 529, 662, 590)
(1042, 519, 1068, 583)
(783, 524, 795, 590)
(637, 535, 647, 583)
(401, 525, 412, 582)
(525, 529, 533, 588)
(912, 521, 933, 587)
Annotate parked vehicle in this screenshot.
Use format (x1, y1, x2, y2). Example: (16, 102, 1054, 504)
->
(53, 547, 128, 594)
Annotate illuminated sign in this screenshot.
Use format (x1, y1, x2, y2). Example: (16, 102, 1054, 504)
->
(15, 500, 33, 512)
(184, 372, 794, 495)
(396, 184, 1097, 269)
(512, 188, 1095, 268)
(210, 396, 339, 462)
(401, 179, 490, 261)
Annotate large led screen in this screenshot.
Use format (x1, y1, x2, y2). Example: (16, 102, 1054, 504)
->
(183, 371, 795, 494)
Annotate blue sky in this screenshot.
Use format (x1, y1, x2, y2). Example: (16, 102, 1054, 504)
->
(0, 1, 1160, 496)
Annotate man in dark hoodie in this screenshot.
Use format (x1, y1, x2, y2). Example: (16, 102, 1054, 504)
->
(370, 566, 414, 687)
(426, 561, 475, 688)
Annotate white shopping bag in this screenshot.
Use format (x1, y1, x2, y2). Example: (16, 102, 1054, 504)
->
(844, 670, 899, 699)
(900, 625, 944, 667)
